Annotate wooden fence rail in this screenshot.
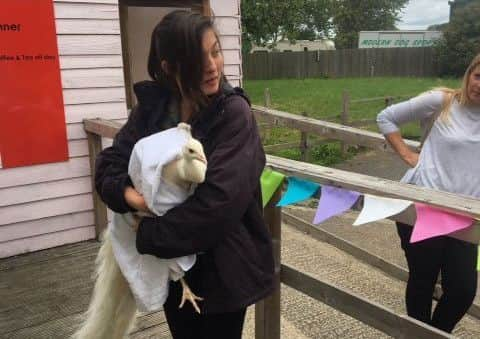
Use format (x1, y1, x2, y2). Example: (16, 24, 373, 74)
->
(257, 88, 331, 155)
(342, 91, 415, 128)
(281, 265, 453, 339)
(244, 47, 436, 80)
(257, 88, 415, 157)
(252, 105, 420, 153)
(84, 111, 479, 338)
(266, 154, 480, 223)
(282, 211, 480, 319)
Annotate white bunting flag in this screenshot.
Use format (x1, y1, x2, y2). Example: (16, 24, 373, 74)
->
(353, 194, 413, 226)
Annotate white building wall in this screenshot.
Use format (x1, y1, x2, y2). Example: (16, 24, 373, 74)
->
(0, 0, 243, 258)
(211, 0, 242, 86)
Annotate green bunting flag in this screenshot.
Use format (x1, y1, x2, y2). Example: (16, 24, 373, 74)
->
(260, 169, 285, 207)
(478, 247, 480, 271)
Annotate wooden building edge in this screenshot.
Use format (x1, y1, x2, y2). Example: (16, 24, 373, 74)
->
(0, 0, 243, 258)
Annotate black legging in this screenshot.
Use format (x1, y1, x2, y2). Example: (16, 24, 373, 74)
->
(396, 222, 478, 333)
(163, 279, 247, 339)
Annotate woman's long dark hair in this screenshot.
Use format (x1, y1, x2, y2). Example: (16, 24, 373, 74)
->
(147, 10, 221, 111)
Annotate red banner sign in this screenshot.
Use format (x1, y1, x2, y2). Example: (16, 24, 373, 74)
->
(0, 0, 68, 168)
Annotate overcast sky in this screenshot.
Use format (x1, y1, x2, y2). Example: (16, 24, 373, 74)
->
(397, 0, 450, 30)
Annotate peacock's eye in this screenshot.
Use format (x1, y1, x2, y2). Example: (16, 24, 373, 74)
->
(188, 148, 194, 153)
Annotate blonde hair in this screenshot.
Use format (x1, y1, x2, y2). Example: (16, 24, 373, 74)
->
(432, 53, 480, 122)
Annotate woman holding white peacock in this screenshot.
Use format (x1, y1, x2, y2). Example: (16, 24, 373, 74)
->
(92, 10, 274, 339)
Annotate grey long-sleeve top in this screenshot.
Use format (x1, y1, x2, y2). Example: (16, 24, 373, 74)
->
(377, 90, 480, 198)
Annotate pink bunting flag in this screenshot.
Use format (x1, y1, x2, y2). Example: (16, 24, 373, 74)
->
(410, 203, 474, 243)
(313, 185, 360, 224)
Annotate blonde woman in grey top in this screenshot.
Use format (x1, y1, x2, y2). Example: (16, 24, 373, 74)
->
(376, 53, 480, 333)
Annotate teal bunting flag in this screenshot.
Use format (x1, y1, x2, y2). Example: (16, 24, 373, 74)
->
(276, 176, 320, 207)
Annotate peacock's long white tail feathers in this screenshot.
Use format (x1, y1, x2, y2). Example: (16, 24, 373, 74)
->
(71, 231, 137, 339)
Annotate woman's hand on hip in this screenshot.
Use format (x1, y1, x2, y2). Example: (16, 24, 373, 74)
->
(384, 131, 419, 168)
(403, 151, 419, 168)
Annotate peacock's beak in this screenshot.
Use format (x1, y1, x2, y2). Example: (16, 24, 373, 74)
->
(195, 155, 207, 165)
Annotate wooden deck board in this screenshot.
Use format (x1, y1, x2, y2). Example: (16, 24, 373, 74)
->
(0, 241, 99, 272)
(0, 241, 171, 338)
(2, 311, 170, 339)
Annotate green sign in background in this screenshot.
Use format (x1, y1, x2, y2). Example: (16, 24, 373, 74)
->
(360, 39, 437, 48)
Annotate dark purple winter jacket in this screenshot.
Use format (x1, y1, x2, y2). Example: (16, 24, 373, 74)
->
(94, 80, 274, 313)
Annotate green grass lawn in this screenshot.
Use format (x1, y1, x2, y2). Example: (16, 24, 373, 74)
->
(244, 77, 460, 139)
(244, 77, 460, 165)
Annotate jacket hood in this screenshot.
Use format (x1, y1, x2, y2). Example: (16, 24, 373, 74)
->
(131, 79, 251, 140)
(132, 78, 250, 108)
(133, 80, 169, 109)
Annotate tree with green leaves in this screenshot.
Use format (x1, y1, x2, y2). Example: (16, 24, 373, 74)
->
(434, 1, 480, 76)
(241, 0, 300, 53)
(241, 0, 332, 53)
(288, 0, 333, 42)
(332, 0, 408, 49)
(241, 0, 408, 52)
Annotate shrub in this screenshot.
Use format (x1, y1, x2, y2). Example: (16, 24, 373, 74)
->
(434, 1, 480, 77)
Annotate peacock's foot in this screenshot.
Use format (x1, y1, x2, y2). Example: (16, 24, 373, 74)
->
(179, 278, 204, 314)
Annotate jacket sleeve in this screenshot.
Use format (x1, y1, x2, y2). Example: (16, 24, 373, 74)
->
(136, 96, 265, 258)
(94, 107, 141, 213)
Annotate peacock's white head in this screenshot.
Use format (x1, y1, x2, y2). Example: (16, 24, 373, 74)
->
(177, 137, 207, 184)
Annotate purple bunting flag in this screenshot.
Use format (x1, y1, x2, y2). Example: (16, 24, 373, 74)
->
(313, 185, 361, 224)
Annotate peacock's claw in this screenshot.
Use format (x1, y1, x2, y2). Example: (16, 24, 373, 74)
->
(179, 278, 204, 314)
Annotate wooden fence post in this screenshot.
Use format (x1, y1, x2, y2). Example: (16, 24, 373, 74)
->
(86, 131, 108, 239)
(300, 112, 309, 162)
(264, 87, 272, 107)
(384, 96, 393, 107)
(256, 186, 282, 339)
(341, 90, 350, 126)
(261, 88, 272, 142)
(340, 91, 350, 154)
(303, 49, 309, 79)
